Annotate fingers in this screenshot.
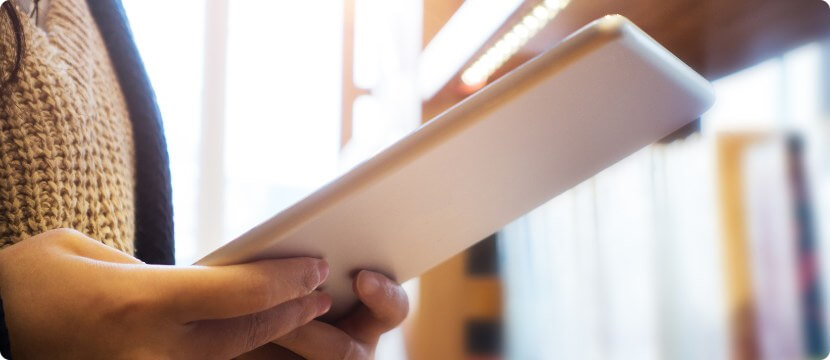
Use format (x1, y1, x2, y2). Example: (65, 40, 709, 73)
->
(190, 291, 332, 359)
(234, 343, 303, 359)
(274, 321, 369, 360)
(154, 258, 329, 321)
(272, 271, 408, 359)
(336, 270, 409, 345)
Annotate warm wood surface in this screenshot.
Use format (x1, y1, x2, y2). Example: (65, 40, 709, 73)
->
(407, 253, 503, 360)
(423, 0, 830, 119)
(501, 0, 829, 78)
(422, 0, 465, 50)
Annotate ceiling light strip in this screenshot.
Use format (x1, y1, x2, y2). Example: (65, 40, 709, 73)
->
(461, 0, 571, 86)
(418, 0, 525, 100)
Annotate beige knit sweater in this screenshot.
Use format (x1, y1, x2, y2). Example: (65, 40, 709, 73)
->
(0, 0, 136, 253)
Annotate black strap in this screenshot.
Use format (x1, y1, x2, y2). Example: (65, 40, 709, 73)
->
(86, 0, 175, 266)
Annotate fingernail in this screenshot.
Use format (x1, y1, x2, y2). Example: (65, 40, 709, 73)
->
(317, 260, 330, 285)
(359, 271, 381, 296)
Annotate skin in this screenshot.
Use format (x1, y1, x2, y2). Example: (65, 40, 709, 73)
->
(265, 270, 408, 359)
(240, 270, 409, 360)
(0, 229, 408, 359)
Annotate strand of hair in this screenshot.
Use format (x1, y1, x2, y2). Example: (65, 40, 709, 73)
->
(1, 0, 24, 90)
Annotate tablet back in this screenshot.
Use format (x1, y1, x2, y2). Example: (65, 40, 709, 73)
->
(197, 15, 715, 319)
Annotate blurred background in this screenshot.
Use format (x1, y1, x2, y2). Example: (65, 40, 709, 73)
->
(122, 0, 830, 359)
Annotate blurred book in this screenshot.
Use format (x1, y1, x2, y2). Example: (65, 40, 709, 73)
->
(786, 137, 829, 359)
(499, 131, 828, 360)
(501, 137, 729, 360)
(739, 134, 828, 360)
(716, 133, 764, 360)
(742, 136, 804, 360)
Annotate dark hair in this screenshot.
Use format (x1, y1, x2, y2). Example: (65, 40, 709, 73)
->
(1, 0, 25, 89)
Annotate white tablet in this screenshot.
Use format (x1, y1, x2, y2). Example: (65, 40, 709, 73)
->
(197, 15, 715, 319)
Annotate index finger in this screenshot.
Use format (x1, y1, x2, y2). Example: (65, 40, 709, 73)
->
(147, 258, 329, 322)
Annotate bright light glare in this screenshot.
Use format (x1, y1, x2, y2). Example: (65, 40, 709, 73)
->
(460, 0, 571, 86)
(532, 4, 550, 20)
(523, 14, 542, 31)
(223, 1, 343, 241)
(702, 59, 783, 133)
(545, 0, 569, 10)
(419, 0, 524, 99)
(121, 0, 206, 264)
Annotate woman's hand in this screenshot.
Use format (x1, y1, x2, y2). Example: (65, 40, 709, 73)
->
(0, 228, 332, 359)
(240, 270, 410, 359)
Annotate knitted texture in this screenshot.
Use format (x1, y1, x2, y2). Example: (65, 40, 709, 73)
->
(87, 0, 175, 265)
(0, 0, 136, 253)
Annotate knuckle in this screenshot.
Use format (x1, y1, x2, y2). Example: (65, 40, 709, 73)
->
(313, 332, 364, 360)
(277, 327, 300, 345)
(374, 285, 409, 326)
(245, 271, 276, 309)
(38, 228, 88, 251)
(296, 260, 321, 293)
(383, 284, 410, 322)
(43, 228, 84, 242)
(246, 258, 322, 309)
(130, 346, 177, 360)
(295, 296, 320, 321)
(394, 287, 411, 321)
(276, 295, 321, 334)
(304, 260, 323, 289)
(341, 340, 369, 360)
(244, 311, 273, 350)
(340, 340, 357, 360)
